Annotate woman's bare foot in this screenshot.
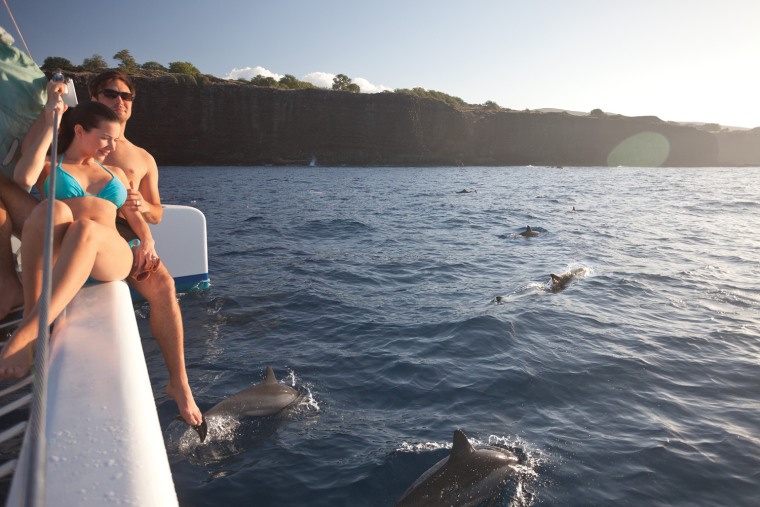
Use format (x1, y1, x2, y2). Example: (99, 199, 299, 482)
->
(167, 380, 202, 426)
(0, 342, 32, 379)
(0, 319, 39, 379)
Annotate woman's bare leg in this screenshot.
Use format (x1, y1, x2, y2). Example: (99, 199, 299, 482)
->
(19, 201, 73, 315)
(0, 174, 42, 320)
(0, 202, 72, 379)
(0, 217, 131, 378)
(0, 197, 23, 320)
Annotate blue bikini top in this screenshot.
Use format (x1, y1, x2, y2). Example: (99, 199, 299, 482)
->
(44, 155, 127, 208)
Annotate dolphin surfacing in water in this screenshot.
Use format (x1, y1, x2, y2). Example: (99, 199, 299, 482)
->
(395, 430, 518, 507)
(518, 225, 540, 237)
(549, 267, 589, 292)
(192, 366, 299, 442)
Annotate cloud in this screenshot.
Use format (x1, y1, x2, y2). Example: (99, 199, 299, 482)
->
(226, 66, 283, 81)
(302, 72, 335, 89)
(228, 67, 392, 94)
(302, 72, 391, 93)
(353, 77, 392, 94)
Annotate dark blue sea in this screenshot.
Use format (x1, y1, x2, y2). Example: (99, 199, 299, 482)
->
(142, 165, 760, 506)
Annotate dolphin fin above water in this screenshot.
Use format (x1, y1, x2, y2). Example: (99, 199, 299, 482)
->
(449, 429, 475, 462)
(395, 429, 518, 506)
(189, 366, 299, 443)
(549, 267, 590, 292)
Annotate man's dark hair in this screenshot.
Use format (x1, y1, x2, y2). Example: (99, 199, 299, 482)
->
(88, 69, 136, 100)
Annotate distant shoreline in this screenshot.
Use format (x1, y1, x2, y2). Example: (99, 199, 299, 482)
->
(64, 72, 760, 167)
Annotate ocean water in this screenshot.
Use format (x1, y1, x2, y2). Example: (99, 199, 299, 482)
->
(141, 165, 760, 506)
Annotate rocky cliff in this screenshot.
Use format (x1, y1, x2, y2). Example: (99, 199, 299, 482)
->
(69, 74, 760, 167)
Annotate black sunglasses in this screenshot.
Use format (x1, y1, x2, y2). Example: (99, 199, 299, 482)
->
(98, 88, 135, 101)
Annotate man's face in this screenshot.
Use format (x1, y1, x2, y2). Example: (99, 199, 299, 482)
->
(93, 78, 133, 122)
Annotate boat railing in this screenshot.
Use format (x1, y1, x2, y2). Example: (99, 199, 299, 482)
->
(0, 236, 28, 484)
(0, 371, 32, 481)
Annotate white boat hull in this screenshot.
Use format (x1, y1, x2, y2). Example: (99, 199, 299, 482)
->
(7, 282, 179, 506)
(149, 204, 210, 293)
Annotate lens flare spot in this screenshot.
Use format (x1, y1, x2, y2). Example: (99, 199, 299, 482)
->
(607, 131, 670, 167)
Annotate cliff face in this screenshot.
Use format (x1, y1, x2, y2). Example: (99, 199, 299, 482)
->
(70, 74, 759, 167)
(714, 130, 760, 166)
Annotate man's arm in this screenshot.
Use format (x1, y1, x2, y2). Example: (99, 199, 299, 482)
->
(130, 150, 163, 224)
(123, 191, 160, 276)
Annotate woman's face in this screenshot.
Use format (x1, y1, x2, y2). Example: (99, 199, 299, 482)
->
(78, 119, 120, 160)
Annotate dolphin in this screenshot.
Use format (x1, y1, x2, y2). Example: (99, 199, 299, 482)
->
(191, 366, 299, 442)
(518, 225, 539, 237)
(549, 267, 588, 292)
(395, 430, 518, 507)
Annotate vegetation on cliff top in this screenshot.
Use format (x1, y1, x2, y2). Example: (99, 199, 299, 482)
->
(41, 50, 507, 111)
(42, 50, 746, 132)
(43, 49, 201, 77)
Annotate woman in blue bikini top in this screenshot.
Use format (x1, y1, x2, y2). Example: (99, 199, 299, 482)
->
(44, 154, 127, 207)
(0, 99, 159, 379)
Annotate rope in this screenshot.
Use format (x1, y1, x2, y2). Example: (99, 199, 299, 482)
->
(2, 0, 34, 61)
(24, 108, 58, 507)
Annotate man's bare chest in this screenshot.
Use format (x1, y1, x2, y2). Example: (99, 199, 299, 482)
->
(104, 152, 146, 182)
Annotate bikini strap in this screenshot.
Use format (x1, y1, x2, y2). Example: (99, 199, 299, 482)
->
(94, 159, 116, 177)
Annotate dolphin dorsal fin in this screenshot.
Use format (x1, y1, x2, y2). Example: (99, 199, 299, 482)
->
(264, 366, 277, 384)
(449, 430, 475, 462)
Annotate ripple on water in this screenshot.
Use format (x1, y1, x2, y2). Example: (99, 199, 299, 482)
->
(143, 166, 760, 507)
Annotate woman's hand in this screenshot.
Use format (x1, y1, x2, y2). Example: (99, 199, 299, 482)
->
(131, 238, 161, 281)
(44, 91, 66, 129)
(46, 79, 67, 99)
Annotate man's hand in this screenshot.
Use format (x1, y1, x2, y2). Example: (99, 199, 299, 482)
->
(126, 181, 149, 214)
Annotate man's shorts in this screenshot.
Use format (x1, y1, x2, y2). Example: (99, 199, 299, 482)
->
(116, 216, 141, 279)
(115, 216, 139, 243)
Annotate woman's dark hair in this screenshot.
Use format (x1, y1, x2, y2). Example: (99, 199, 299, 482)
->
(58, 101, 119, 153)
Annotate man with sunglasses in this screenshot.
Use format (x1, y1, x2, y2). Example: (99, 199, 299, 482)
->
(86, 70, 202, 428)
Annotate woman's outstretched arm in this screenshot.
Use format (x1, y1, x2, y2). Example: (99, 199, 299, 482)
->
(15, 92, 62, 189)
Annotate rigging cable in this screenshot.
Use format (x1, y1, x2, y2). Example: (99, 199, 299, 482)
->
(24, 104, 57, 506)
(1, 0, 33, 61)
(1, 1, 52, 504)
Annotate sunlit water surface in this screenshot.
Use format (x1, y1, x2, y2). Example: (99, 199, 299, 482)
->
(139, 165, 760, 506)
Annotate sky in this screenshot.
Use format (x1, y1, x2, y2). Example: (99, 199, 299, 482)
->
(3, 0, 759, 128)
